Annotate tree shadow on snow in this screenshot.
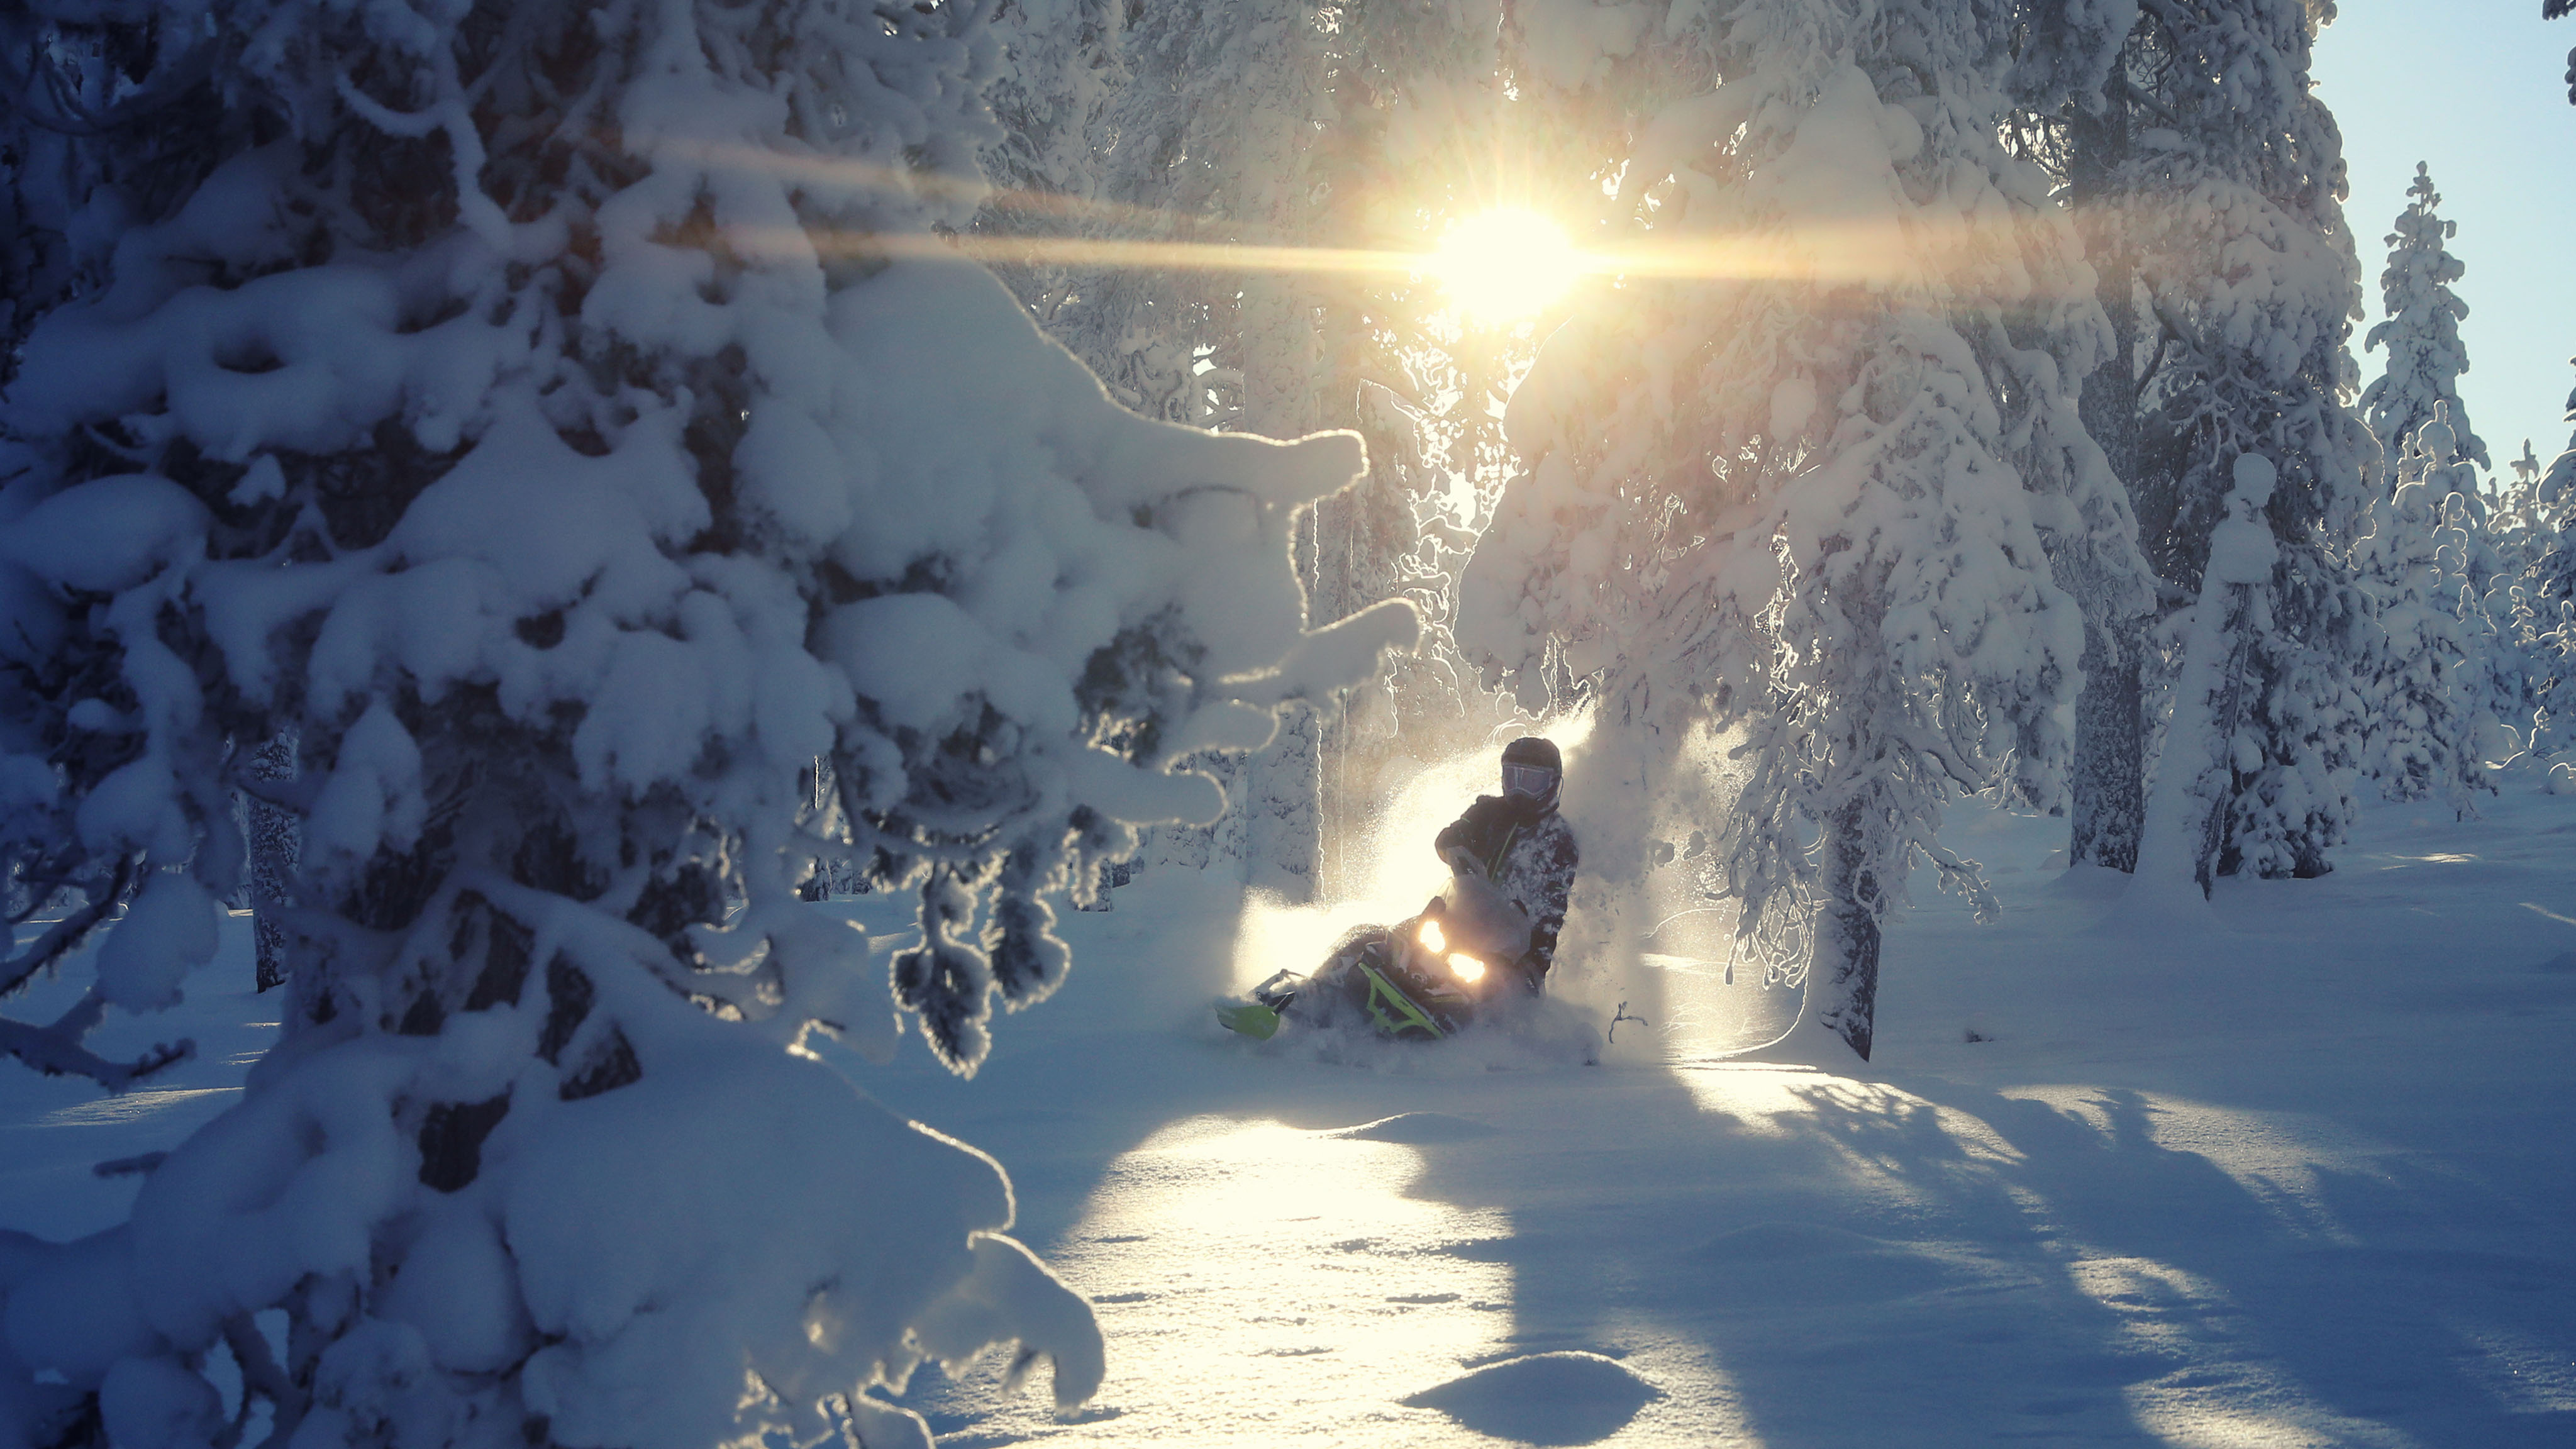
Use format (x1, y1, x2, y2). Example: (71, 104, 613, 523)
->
(814, 870, 2576, 1448)
(1393, 1063, 2576, 1447)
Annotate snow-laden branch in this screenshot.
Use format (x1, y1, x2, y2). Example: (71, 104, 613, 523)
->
(0, 985, 193, 1092)
(0, 855, 133, 1001)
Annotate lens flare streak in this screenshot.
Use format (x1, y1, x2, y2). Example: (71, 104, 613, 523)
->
(670, 142, 2008, 296)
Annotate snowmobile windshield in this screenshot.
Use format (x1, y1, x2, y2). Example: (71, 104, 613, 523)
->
(1502, 762, 1558, 802)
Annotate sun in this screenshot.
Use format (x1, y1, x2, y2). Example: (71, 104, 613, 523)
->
(1427, 208, 1584, 325)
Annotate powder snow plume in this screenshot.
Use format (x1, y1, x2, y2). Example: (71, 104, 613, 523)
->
(1228, 715, 1602, 992)
(1228, 745, 1497, 996)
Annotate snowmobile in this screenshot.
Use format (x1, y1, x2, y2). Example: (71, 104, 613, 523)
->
(1216, 857, 1541, 1043)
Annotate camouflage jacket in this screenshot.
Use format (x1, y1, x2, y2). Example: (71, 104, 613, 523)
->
(1431, 795, 1579, 984)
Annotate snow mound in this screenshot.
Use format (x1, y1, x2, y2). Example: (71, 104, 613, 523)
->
(1400, 1351, 1660, 1445)
(1327, 1113, 1497, 1144)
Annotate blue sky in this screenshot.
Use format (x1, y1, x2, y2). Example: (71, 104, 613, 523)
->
(2311, 3, 2576, 475)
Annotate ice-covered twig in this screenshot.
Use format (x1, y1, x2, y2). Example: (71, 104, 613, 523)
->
(6, 865, 83, 926)
(1608, 1001, 1651, 1043)
(0, 985, 194, 1091)
(0, 855, 135, 999)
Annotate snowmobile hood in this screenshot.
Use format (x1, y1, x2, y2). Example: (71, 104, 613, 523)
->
(1436, 870, 1535, 963)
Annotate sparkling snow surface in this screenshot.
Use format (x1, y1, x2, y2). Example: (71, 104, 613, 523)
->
(12, 779, 2576, 1446)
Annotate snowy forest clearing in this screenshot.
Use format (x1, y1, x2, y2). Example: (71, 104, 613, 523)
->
(16, 779, 2574, 1447)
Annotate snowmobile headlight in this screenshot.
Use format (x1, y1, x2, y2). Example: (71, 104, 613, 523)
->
(1446, 952, 1487, 984)
(1417, 919, 1447, 954)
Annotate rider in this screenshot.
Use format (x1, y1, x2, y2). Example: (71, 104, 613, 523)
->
(1222, 735, 1581, 1040)
(1434, 736, 1579, 992)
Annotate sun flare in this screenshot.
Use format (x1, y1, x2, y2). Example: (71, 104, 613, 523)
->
(1428, 208, 1584, 325)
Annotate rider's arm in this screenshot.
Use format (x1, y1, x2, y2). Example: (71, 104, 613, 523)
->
(1521, 822, 1580, 980)
(1433, 797, 1499, 868)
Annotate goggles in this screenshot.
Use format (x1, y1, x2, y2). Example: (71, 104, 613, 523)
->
(1502, 762, 1558, 800)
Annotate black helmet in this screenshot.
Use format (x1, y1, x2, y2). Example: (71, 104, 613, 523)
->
(1500, 735, 1562, 809)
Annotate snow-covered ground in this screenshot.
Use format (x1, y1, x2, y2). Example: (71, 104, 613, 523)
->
(11, 773, 2576, 1446)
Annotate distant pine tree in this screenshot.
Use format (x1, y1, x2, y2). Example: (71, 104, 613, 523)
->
(2353, 407, 2498, 813)
(2499, 440, 2550, 570)
(2521, 362, 2576, 755)
(2361, 164, 2489, 476)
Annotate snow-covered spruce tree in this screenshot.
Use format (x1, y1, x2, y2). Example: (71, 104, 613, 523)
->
(2489, 440, 2543, 624)
(2477, 440, 2539, 597)
(2426, 448, 2529, 765)
(2521, 361, 2576, 757)
(2490, 438, 2552, 694)
(0, 3, 1414, 1446)
(965, 0, 1134, 912)
(2351, 408, 2495, 813)
(2360, 162, 2489, 477)
(2049, 0, 2377, 887)
(2504, 440, 2548, 547)
(2543, 362, 2576, 537)
(1459, 0, 2143, 1060)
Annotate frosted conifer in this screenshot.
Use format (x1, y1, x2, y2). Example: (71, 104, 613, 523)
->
(1460, 0, 2145, 1060)
(2048, 0, 2378, 888)
(2540, 362, 2576, 536)
(2521, 362, 2576, 755)
(2352, 408, 2497, 812)
(2361, 164, 2489, 475)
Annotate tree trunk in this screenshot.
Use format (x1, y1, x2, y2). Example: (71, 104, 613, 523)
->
(2065, 71, 2147, 870)
(1807, 797, 1883, 1062)
(2070, 621, 2144, 869)
(246, 729, 297, 992)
